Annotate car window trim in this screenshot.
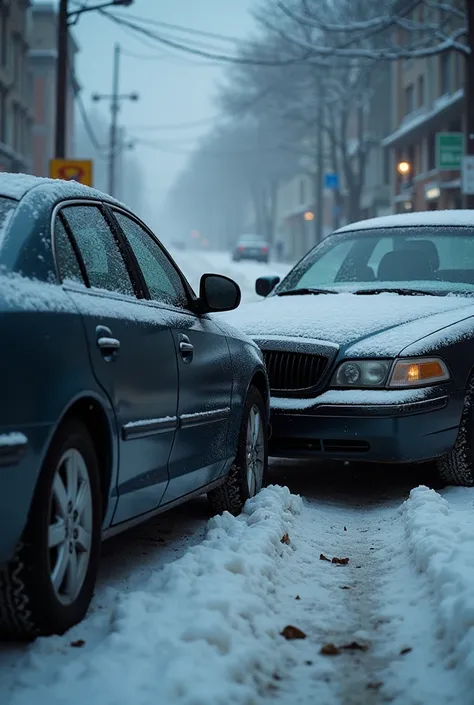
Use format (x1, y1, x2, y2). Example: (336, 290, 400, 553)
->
(51, 198, 143, 298)
(106, 204, 198, 312)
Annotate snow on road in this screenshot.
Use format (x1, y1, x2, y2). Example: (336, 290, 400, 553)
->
(2, 463, 474, 704)
(169, 247, 292, 303)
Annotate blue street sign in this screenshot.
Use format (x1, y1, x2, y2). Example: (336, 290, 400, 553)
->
(324, 172, 339, 189)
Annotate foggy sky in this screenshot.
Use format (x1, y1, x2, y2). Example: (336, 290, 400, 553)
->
(35, 1, 256, 226)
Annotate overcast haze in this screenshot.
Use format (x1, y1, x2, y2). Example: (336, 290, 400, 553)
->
(43, 1, 256, 224)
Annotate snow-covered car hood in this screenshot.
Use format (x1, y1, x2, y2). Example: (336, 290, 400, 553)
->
(217, 292, 474, 357)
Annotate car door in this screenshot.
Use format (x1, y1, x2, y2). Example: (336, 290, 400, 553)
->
(110, 208, 234, 504)
(54, 201, 179, 524)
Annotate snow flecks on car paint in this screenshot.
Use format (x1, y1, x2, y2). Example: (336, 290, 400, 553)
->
(122, 416, 177, 429)
(219, 293, 474, 357)
(0, 432, 27, 447)
(271, 388, 431, 411)
(180, 407, 231, 420)
(336, 208, 474, 232)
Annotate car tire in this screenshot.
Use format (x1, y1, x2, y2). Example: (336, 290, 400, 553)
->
(208, 386, 268, 516)
(436, 381, 474, 486)
(0, 419, 102, 639)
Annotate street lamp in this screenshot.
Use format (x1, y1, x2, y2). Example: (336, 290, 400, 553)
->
(397, 161, 411, 177)
(304, 211, 315, 221)
(55, 0, 134, 159)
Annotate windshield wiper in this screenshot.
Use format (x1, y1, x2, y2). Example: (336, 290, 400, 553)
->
(353, 288, 445, 297)
(278, 287, 338, 297)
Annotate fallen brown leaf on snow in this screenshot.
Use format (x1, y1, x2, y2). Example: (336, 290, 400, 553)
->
(344, 526, 347, 531)
(320, 643, 340, 655)
(280, 533, 290, 545)
(70, 639, 85, 648)
(340, 585, 351, 590)
(341, 641, 369, 652)
(281, 625, 307, 640)
(332, 557, 349, 565)
(320, 553, 331, 561)
(367, 682, 383, 690)
(400, 647, 412, 655)
(295, 595, 301, 600)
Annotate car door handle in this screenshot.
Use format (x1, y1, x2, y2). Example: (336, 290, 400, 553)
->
(179, 334, 194, 363)
(96, 325, 120, 359)
(179, 341, 194, 353)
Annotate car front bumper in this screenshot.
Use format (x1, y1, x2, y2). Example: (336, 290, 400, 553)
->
(269, 386, 464, 463)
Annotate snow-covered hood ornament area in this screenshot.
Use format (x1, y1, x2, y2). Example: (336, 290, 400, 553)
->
(217, 292, 474, 357)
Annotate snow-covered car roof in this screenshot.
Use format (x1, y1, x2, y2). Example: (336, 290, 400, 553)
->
(335, 210, 474, 234)
(0, 172, 124, 206)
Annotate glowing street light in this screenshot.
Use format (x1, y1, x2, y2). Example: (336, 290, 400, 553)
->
(304, 211, 315, 221)
(397, 161, 411, 176)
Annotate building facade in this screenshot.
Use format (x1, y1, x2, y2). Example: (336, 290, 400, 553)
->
(28, 2, 79, 177)
(0, 0, 33, 173)
(383, 4, 465, 212)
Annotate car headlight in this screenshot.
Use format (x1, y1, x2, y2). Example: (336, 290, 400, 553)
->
(388, 357, 450, 388)
(331, 357, 450, 389)
(332, 360, 391, 388)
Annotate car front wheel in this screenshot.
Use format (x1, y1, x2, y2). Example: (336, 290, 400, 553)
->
(0, 419, 102, 639)
(208, 386, 268, 516)
(436, 381, 474, 486)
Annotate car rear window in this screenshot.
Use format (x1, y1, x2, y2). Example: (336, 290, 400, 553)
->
(0, 196, 17, 245)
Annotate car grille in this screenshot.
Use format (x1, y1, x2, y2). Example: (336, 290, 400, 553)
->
(263, 350, 328, 394)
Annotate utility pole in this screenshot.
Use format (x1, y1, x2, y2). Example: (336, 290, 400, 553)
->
(109, 44, 120, 196)
(54, 0, 134, 161)
(92, 44, 138, 197)
(314, 81, 325, 245)
(55, 0, 68, 158)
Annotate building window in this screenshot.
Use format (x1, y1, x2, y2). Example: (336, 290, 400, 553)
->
(418, 75, 425, 108)
(440, 53, 451, 95)
(404, 84, 414, 115)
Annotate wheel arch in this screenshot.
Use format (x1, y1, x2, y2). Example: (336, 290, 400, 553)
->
(249, 367, 270, 420)
(52, 394, 116, 521)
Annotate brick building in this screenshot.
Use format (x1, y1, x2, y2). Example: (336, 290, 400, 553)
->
(28, 2, 79, 177)
(0, 0, 33, 173)
(382, 3, 465, 212)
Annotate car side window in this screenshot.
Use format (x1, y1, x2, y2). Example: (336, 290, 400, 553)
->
(113, 211, 188, 308)
(54, 217, 85, 285)
(61, 204, 135, 297)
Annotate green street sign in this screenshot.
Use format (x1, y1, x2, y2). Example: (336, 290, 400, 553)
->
(436, 132, 464, 170)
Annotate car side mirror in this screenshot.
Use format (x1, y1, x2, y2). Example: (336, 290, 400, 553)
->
(256, 276, 280, 297)
(198, 273, 241, 313)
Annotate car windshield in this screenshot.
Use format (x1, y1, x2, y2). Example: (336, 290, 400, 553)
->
(275, 226, 474, 297)
(0, 197, 16, 245)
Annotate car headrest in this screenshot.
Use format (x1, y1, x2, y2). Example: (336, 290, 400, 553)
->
(378, 249, 434, 281)
(405, 239, 440, 270)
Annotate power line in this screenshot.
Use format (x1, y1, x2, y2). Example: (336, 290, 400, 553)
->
(100, 10, 314, 67)
(112, 11, 244, 45)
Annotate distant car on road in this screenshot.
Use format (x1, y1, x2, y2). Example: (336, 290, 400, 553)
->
(220, 211, 474, 487)
(0, 174, 269, 639)
(232, 235, 270, 263)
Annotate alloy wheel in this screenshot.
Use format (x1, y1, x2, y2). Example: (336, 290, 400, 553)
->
(246, 404, 265, 496)
(47, 448, 93, 605)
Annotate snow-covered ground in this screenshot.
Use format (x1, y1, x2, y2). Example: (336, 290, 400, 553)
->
(2, 253, 474, 704)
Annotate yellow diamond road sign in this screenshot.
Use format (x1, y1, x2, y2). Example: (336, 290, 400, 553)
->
(49, 159, 93, 187)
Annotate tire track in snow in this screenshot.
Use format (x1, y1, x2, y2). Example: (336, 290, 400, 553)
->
(266, 466, 468, 705)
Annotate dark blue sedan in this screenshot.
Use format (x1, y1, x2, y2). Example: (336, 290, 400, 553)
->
(0, 174, 269, 639)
